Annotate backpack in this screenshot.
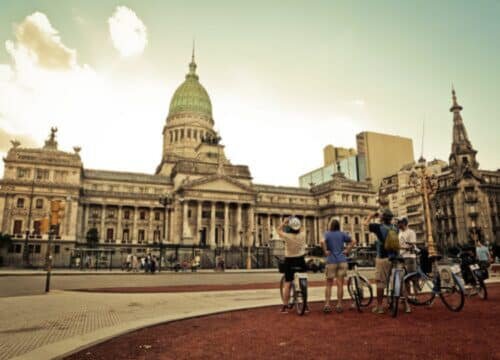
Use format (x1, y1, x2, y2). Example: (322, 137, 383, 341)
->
(383, 225, 400, 252)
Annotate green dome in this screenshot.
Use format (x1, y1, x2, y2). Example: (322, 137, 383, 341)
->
(168, 59, 212, 119)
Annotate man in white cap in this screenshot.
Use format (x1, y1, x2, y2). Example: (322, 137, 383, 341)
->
(277, 216, 306, 314)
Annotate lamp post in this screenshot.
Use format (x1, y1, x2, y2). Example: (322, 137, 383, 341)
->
(158, 194, 172, 272)
(409, 158, 439, 257)
(23, 173, 37, 267)
(246, 231, 254, 270)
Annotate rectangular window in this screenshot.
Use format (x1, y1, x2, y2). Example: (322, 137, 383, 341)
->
(180, 129, 184, 139)
(139, 211, 146, 220)
(106, 228, 114, 242)
(16, 168, 30, 179)
(193, 130, 198, 139)
(35, 244, 41, 254)
(54, 171, 68, 182)
(33, 220, 41, 235)
(35, 199, 44, 209)
(8, 244, 14, 253)
(355, 233, 360, 245)
(188, 209, 192, 218)
(138, 229, 145, 243)
(13, 220, 23, 234)
(154, 212, 161, 221)
(54, 245, 60, 254)
(16, 198, 25, 208)
(202, 210, 210, 219)
(36, 169, 50, 181)
(15, 244, 22, 253)
(124, 210, 130, 220)
(123, 229, 130, 242)
(187, 129, 191, 138)
(344, 216, 349, 224)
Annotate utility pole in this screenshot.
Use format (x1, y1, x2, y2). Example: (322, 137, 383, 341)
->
(23, 173, 36, 267)
(45, 200, 65, 292)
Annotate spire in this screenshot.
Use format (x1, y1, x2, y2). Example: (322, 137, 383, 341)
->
(447, 86, 478, 171)
(450, 85, 463, 112)
(187, 40, 198, 79)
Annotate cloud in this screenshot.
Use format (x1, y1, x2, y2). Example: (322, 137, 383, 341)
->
(8, 12, 76, 70)
(0, 128, 37, 152)
(108, 6, 147, 57)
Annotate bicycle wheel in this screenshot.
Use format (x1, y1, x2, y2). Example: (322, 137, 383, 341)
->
(406, 273, 435, 306)
(280, 276, 295, 308)
(347, 276, 361, 312)
(295, 278, 308, 316)
(477, 280, 488, 300)
(390, 272, 400, 318)
(357, 276, 373, 307)
(439, 276, 464, 312)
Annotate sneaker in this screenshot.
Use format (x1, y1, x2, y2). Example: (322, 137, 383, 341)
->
(280, 305, 288, 314)
(335, 305, 344, 313)
(371, 306, 385, 314)
(405, 304, 412, 313)
(323, 305, 333, 313)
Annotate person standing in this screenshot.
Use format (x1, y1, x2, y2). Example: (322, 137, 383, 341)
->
(476, 240, 492, 270)
(364, 209, 398, 314)
(321, 219, 354, 313)
(398, 218, 416, 313)
(277, 216, 306, 314)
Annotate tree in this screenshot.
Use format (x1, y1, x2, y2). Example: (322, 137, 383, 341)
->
(86, 228, 99, 248)
(0, 233, 12, 250)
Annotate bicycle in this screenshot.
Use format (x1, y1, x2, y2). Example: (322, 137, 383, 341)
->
(404, 253, 465, 312)
(454, 250, 487, 300)
(279, 266, 308, 316)
(386, 256, 406, 318)
(346, 259, 373, 312)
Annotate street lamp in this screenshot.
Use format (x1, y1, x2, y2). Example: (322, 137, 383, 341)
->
(23, 171, 37, 267)
(158, 193, 172, 272)
(409, 158, 439, 257)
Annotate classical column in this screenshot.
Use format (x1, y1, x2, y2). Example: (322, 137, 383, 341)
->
(196, 201, 202, 245)
(248, 205, 255, 246)
(84, 204, 90, 237)
(148, 207, 154, 244)
(132, 206, 138, 244)
(100, 205, 106, 243)
(266, 214, 271, 243)
(315, 217, 320, 244)
(210, 202, 216, 248)
(236, 203, 242, 246)
(117, 206, 122, 243)
(182, 201, 189, 240)
(224, 203, 229, 248)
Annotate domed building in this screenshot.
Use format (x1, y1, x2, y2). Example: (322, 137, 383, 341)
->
(0, 53, 378, 268)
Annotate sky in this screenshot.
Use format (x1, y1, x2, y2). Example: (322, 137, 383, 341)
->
(0, 0, 499, 186)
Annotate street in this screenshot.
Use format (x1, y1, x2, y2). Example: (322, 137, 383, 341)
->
(0, 270, 360, 297)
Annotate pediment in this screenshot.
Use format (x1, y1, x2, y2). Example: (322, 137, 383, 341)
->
(181, 174, 255, 194)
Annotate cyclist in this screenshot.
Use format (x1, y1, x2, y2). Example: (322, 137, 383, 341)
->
(397, 217, 416, 313)
(277, 216, 306, 314)
(321, 219, 354, 313)
(364, 208, 398, 314)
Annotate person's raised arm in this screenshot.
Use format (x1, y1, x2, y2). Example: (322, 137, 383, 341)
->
(363, 211, 378, 226)
(277, 218, 288, 239)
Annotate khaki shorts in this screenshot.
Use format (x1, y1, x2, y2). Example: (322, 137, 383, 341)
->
(326, 263, 348, 280)
(375, 258, 391, 289)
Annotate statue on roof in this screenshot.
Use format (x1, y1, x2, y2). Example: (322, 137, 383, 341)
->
(43, 126, 58, 150)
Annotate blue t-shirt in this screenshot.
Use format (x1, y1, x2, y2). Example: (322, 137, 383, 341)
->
(324, 231, 351, 264)
(368, 223, 398, 259)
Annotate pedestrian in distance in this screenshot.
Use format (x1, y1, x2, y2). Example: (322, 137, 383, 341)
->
(321, 219, 354, 314)
(277, 216, 307, 314)
(476, 240, 492, 271)
(364, 208, 399, 314)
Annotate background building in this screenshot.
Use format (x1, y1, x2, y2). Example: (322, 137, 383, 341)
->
(356, 131, 415, 189)
(379, 158, 447, 244)
(432, 89, 500, 251)
(0, 55, 378, 268)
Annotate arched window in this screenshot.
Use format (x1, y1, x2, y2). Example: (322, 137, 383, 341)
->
(354, 216, 359, 225)
(187, 128, 191, 138)
(174, 130, 178, 142)
(180, 129, 184, 139)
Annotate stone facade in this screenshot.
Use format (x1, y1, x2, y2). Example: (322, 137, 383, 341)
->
(0, 56, 378, 267)
(432, 89, 500, 251)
